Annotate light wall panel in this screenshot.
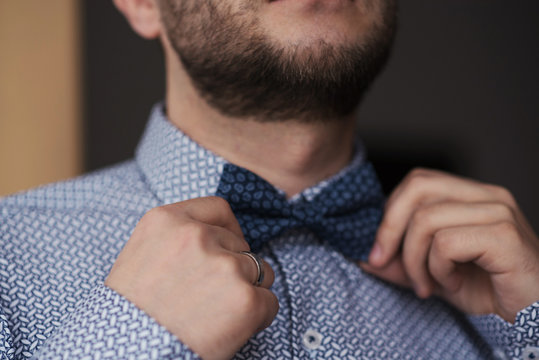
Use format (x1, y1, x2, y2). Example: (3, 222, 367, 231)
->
(0, 0, 82, 196)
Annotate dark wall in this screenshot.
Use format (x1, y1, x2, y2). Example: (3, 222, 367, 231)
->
(83, 1, 165, 170)
(356, 1, 539, 227)
(83, 0, 539, 228)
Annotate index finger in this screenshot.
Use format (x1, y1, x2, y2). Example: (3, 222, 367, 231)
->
(163, 196, 245, 240)
(370, 169, 509, 267)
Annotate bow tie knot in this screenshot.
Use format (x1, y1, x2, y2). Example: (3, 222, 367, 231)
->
(216, 162, 385, 261)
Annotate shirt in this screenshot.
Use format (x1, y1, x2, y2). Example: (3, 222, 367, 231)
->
(0, 104, 538, 360)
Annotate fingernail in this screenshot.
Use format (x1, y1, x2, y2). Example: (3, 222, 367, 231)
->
(369, 243, 383, 265)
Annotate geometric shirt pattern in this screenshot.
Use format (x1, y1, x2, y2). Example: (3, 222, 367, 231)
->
(0, 104, 538, 359)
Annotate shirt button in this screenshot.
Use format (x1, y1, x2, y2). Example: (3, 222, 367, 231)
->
(302, 329, 323, 350)
(523, 347, 539, 360)
(493, 348, 508, 360)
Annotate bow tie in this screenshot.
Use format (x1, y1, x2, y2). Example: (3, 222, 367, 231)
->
(215, 161, 385, 261)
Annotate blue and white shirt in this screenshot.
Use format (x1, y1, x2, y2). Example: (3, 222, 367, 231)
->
(0, 104, 538, 360)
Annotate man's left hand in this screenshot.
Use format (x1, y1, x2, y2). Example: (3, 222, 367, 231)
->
(360, 168, 539, 323)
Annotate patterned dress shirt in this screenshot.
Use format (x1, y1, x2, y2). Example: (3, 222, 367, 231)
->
(1, 104, 538, 360)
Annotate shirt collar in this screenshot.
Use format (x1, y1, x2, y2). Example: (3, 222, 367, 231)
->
(135, 103, 365, 205)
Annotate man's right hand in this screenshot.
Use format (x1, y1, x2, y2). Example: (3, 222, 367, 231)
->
(105, 197, 278, 360)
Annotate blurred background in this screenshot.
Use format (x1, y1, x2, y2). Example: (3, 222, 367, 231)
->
(1, 0, 538, 228)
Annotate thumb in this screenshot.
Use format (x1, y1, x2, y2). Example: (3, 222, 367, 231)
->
(359, 256, 412, 289)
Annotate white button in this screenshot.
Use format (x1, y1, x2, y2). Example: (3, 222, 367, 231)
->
(523, 347, 539, 360)
(302, 329, 323, 350)
(493, 348, 508, 360)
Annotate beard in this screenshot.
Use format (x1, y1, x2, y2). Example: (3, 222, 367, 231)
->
(159, 1, 397, 122)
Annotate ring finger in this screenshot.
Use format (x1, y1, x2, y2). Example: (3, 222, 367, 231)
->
(236, 251, 275, 289)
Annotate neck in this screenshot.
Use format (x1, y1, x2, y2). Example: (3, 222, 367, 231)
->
(163, 42, 357, 198)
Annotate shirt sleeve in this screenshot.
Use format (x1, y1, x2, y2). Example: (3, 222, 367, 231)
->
(31, 284, 200, 360)
(468, 301, 539, 360)
(1, 308, 15, 360)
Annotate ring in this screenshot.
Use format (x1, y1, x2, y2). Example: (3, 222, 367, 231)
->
(239, 251, 265, 287)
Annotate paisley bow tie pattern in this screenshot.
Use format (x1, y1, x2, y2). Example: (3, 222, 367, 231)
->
(216, 162, 385, 261)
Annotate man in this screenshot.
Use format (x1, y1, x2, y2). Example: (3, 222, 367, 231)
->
(0, 0, 538, 359)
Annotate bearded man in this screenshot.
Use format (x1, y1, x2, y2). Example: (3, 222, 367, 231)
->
(1, 0, 538, 359)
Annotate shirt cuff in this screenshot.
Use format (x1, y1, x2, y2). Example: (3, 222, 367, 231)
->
(32, 284, 199, 360)
(469, 301, 539, 360)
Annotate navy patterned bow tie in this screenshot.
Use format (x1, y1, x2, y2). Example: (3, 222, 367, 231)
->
(215, 161, 385, 261)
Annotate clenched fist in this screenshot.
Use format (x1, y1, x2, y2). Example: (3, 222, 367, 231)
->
(105, 197, 279, 360)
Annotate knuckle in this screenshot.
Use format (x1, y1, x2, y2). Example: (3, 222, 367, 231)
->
(495, 220, 518, 237)
(236, 284, 259, 313)
(491, 202, 514, 220)
(411, 206, 433, 228)
(432, 230, 452, 254)
(405, 170, 432, 191)
(488, 185, 517, 206)
(181, 221, 208, 241)
(176, 222, 215, 252)
(216, 254, 243, 276)
(406, 167, 437, 183)
(136, 207, 178, 245)
(208, 196, 232, 211)
(142, 206, 172, 225)
(409, 167, 430, 177)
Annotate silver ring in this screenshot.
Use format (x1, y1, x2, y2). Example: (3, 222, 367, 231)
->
(239, 251, 265, 287)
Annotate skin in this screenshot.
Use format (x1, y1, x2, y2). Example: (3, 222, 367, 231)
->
(162, 32, 359, 196)
(157, 0, 395, 123)
(160, 13, 360, 197)
(360, 169, 539, 323)
(108, 0, 539, 358)
(106, 197, 278, 360)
